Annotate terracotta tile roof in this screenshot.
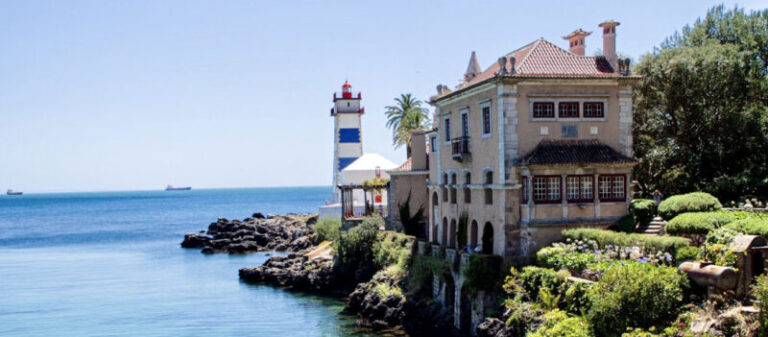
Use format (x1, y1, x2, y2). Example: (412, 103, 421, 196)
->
(521, 139, 636, 166)
(457, 39, 632, 90)
(392, 157, 412, 172)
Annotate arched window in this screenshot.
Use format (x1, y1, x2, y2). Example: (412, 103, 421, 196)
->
(469, 220, 479, 250)
(464, 172, 472, 203)
(449, 219, 457, 248)
(482, 222, 494, 254)
(450, 173, 458, 204)
(442, 173, 449, 202)
(441, 217, 448, 246)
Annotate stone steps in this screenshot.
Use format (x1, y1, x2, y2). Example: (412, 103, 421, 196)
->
(636, 217, 666, 235)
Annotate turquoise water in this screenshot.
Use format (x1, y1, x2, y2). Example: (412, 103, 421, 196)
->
(0, 188, 376, 337)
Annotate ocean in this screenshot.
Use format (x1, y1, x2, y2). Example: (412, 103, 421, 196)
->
(0, 187, 378, 337)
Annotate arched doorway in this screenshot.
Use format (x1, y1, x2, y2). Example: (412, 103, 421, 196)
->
(442, 217, 448, 246)
(482, 222, 494, 255)
(459, 285, 472, 334)
(449, 219, 457, 248)
(432, 192, 439, 243)
(469, 220, 479, 250)
(444, 274, 455, 310)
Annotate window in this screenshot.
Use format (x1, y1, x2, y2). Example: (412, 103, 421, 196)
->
(566, 175, 594, 202)
(533, 102, 555, 118)
(599, 175, 626, 201)
(482, 106, 491, 135)
(430, 136, 437, 152)
(450, 173, 457, 204)
(558, 102, 579, 118)
(584, 102, 604, 118)
(444, 118, 451, 141)
(464, 172, 472, 203)
(484, 171, 493, 205)
(522, 176, 529, 203)
(562, 125, 578, 138)
(442, 187, 448, 202)
(533, 176, 561, 203)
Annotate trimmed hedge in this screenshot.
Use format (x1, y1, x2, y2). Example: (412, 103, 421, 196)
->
(630, 199, 657, 226)
(657, 192, 722, 220)
(562, 228, 690, 254)
(665, 212, 734, 235)
(724, 218, 768, 237)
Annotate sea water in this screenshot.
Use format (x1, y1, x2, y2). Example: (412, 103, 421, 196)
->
(0, 187, 378, 337)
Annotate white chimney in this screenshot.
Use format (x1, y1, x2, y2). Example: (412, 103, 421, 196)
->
(562, 29, 591, 56)
(599, 20, 620, 71)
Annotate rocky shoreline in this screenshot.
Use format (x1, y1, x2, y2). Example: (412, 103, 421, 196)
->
(180, 213, 315, 254)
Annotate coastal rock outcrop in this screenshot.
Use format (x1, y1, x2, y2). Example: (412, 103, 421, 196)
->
(239, 253, 342, 294)
(180, 214, 316, 254)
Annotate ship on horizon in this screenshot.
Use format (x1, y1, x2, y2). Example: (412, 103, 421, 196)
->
(7, 189, 22, 196)
(165, 185, 191, 191)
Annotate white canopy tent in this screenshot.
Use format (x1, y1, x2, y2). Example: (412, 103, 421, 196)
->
(341, 153, 398, 185)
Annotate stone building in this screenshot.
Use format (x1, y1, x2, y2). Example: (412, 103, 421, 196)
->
(387, 131, 430, 234)
(426, 20, 640, 262)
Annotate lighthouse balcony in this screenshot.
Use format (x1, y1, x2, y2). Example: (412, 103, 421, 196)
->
(333, 92, 362, 100)
(451, 136, 471, 162)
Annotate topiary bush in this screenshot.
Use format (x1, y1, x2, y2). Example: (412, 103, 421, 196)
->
(674, 246, 700, 262)
(665, 212, 733, 236)
(314, 217, 341, 243)
(724, 218, 768, 237)
(630, 199, 657, 226)
(617, 214, 637, 233)
(562, 228, 690, 255)
(587, 263, 688, 337)
(657, 192, 722, 220)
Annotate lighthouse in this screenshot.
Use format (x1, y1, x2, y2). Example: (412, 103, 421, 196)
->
(330, 81, 364, 203)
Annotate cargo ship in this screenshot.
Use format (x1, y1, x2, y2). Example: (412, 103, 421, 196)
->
(165, 185, 191, 191)
(7, 189, 22, 195)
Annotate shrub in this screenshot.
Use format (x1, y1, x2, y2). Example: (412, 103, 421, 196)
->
(718, 210, 768, 221)
(537, 247, 601, 273)
(699, 227, 740, 267)
(334, 219, 379, 268)
(564, 281, 592, 315)
(617, 214, 637, 233)
(398, 192, 425, 237)
(630, 199, 657, 226)
(372, 231, 413, 278)
(373, 282, 403, 300)
(360, 215, 385, 229)
(461, 254, 502, 296)
(657, 192, 722, 220)
(724, 218, 768, 237)
(314, 217, 341, 243)
(562, 228, 690, 255)
(587, 263, 687, 337)
(753, 274, 768, 337)
(674, 246, 700, 262)
(519, 266, 568, 302)
(665, 212, 733, 236)
(528, 309, 592, 337)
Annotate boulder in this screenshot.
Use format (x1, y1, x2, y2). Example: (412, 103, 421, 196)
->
(180, 234, 210, 248)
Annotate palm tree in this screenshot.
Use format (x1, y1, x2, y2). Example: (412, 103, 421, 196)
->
(384, 93, 431, 157)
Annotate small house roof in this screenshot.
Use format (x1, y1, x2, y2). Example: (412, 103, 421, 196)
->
(521, 139, 636, 166)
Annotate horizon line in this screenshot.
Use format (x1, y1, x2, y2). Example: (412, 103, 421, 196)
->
(1, 185, 333, 195)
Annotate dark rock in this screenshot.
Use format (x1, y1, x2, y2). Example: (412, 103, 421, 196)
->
(180, 234, 210, 248)
(476, 318, 504, 337)
(252, 212, 265, 219)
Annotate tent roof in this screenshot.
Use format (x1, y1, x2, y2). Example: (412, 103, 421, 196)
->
(342, 153, 398, 172)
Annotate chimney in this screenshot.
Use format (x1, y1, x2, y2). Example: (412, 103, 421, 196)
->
(599, 20, 620, 71)
(411, 131, 427, 170)
(562, 29, 591, 56)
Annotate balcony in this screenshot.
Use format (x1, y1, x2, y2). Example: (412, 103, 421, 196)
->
(451, 136, 471, 162)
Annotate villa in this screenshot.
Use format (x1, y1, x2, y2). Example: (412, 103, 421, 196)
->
(420, 20, 640, 262)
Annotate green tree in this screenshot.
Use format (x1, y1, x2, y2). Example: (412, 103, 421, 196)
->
(633, 5, 768, 201)
(385, 93, 431, 157)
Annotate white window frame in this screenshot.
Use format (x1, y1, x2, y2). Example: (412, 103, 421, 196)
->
(480, 102, 492, 138)
(529, 98, 609, 122)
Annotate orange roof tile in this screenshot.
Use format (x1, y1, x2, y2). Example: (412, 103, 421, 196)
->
(392, 157, 412, 172)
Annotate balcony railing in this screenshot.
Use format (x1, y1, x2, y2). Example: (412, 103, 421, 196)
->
(451, 136, 471, 161)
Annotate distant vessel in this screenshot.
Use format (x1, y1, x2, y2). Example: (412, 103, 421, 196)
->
(165, 185, 191, 191)
(7, 189, 22, 195)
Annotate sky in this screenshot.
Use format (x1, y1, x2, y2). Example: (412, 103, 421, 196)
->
(1, 0, 766, 193)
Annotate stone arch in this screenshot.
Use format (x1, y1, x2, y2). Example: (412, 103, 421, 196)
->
(444, 273, 456, 310)
(442, 217, 448, 246)
(482, 222, 494, 255)
(449, 219, 457, 248)
(469, 220, 479, 250)
(459, 285, 472, 334)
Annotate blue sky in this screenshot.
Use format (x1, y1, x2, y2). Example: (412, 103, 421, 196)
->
(1, 0, 765, 192)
